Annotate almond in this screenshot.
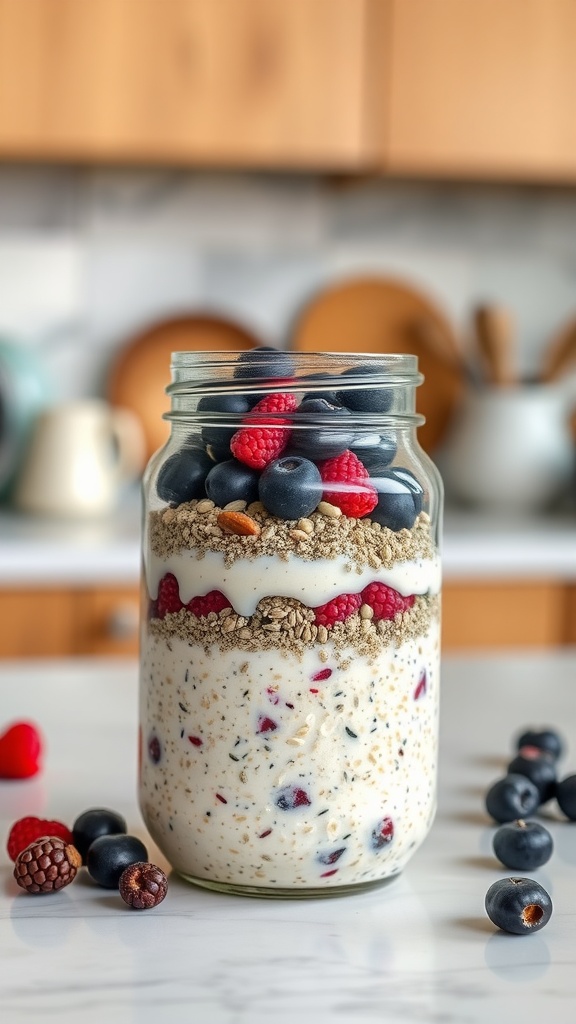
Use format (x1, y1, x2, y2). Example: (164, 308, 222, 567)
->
(216, 510, 261, 537)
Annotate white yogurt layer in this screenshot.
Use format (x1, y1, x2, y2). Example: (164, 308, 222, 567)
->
(146, 549, 441, 616)
(139, 620, 440, 891)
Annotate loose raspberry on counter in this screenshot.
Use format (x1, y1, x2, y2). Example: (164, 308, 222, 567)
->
(230, 392, 297, 470)
(156, 573, 183, 617)
(313, 593, 362, 629)
(14, 836, 82, 894)
(319, 450, 378, 518)
(7, 817, 74, 862)
(186, 590, 230, 616)
(0, 721, 43, 779)
(361, 582, 415, 621)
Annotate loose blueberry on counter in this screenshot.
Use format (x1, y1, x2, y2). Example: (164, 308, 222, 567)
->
(492, 820, 554, 870)
(515, 727, 564, 761)
(259, 455, 322, 519)
(367, 473, 418, 532)
(198, 393, 252, 457)
(156, 447, 212, 505)
(290, 398, 356, 460)
(233, 346, 295, 381)
(485, 773, 540, 823)
(86, 834, 149, 889)
(556, 773, 576, 820)
(485, 876, 552, 935)
(507, 752, 557, 804)
(205, 459, 260, 506)
(72, 808, 127, 863)
(337, 364, 393, 413)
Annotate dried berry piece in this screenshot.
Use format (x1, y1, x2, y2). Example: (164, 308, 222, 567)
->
(119, 862, 168, 910)
(7, 816, 74, 862)
(14, 835, 81, 894)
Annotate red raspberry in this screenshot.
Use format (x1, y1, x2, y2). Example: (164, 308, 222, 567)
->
(319, 450, 378, 518)
(313, 593, 362, 629)
(361, 581, 415, 621)
(186, 590, 230, 616)
(7, 816, 73, 862)
(230, 392, 296, 469)
(156, 573, 183, 617)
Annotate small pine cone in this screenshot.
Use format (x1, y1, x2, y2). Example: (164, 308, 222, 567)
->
(119, 862, 168, 910)
(14, 835, 82, 894)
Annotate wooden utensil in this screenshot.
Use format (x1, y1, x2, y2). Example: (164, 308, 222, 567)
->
(289, 275, 464, 453)
(541, 316, 576, 383)
(473, 305, 516, 385)
(107, 314, 263, 461)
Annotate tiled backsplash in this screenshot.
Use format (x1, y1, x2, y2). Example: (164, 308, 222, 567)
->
(1, 165, 576, 401)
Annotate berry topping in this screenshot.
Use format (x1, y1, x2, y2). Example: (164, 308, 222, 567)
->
(337, 364, 394, 413)
(492, 820, 554, 871)
(485, 774, 540, 823)
(198, 393, 252, 459)
(119, 862, 168, 910)
(371, 816, 395, 849)
(313, 592, 362, 629)
(86, 834, 149, 889)
(354, 434, 397, 470)
(319, 450, 378, 518)
(361, 582, 415, 621)
(259, 455, 322, 519)
(186, 590, 230, 617)
(485, 876, 552, 935)
(368, 471, 419, 532)
(233, 346, 295, 382)
(7, 817, 73, 862)
(230, 392, 296, 469)
(257, 716, 278, 734)
(156, 447, 212, 505)
(275, 786, 311, 810)
(205, 458, 260, 506)
(72, 808, 128, 863)
(156, 574, 183, 617)
(14, 836, 81, 894)
(290, 398, 355, 460)
(0, 721, 43, 779)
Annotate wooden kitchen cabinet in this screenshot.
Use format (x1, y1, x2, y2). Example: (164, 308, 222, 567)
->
(386, 0, 576, 181)
(0, 0, 388, 169)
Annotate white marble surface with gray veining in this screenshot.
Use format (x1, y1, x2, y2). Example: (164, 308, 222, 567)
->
(1, 651, 576, 1023)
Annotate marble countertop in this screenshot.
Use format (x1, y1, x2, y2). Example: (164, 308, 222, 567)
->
(1, 651, 576, 1022)
(1, 497, 576, 584)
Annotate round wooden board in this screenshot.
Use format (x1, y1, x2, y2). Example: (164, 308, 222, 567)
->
(107, 314, 262, 461)
(290, 276, 464, 452)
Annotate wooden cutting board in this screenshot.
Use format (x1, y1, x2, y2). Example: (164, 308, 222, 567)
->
(107, 314, 262, 461)
(289, 276, 464, 452)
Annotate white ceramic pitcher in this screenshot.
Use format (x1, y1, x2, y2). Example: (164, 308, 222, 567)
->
(13, 399, 145, 517)
(437, 380, 576, 512)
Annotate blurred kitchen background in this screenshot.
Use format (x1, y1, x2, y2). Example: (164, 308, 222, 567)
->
(1, 0, 576, 658)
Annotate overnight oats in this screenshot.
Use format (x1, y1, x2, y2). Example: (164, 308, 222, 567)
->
(139, 350, 442, 897)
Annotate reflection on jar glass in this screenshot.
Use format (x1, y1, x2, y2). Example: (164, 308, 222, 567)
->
(139, 350, 443, 898)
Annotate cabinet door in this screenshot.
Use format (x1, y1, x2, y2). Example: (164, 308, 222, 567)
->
(0, 0, 387, 168)
(0, 589, 73, 657)
(387, 0, 576, 180)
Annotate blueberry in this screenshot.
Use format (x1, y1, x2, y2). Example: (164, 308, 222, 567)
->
(290, 398, 356, 460)
(556, 773, 576, 820)
(198, 393, 251, 455)
(492, 820, 554, 870)
(72, 808, 127, 863)
(507, 752, 557, 804)
(516, 727, 564, 761)
(156, 447, 212, 505)
(86, 834, 149, 889)
(485, 876, 552, 934)
(337, 364, 394, 413)
(368, 473, 418, 532)
(233, 346, 294, 381)
(205, 459, 260, 506)
(485, 774, 540, 823)
(259, 456, 322, 519)
(353, 434, 397, 469)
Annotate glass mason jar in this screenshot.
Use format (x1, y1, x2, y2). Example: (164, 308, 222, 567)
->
(139, 350, 442, 898)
